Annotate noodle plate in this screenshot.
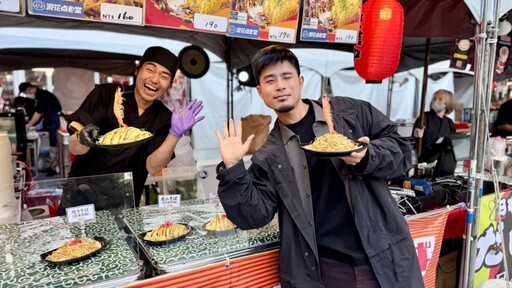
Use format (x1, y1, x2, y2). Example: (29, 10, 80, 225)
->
(303, 133, 361, 152)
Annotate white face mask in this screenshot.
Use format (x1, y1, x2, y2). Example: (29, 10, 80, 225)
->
(431, 102, 446, 113)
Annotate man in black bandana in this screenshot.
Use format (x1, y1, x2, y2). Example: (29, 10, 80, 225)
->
(62, 46, 204, 212)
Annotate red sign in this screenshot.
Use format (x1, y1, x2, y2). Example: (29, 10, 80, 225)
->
(408, 210, 450, 288)
(145, 0, 229, 34)
(227, 0, 300, 43)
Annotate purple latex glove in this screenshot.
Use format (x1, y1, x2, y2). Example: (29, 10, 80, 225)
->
(169, 99, 205, 138)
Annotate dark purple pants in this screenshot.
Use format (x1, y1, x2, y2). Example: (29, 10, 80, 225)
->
(319, 257, 380, 288)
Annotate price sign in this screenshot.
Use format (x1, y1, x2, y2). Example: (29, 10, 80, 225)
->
(100, 3, 142, 25)
(269, 26, 295, 43)
(0, 0, 20, 12)
(209, 192, 220, 204)
(158, 194, 181, 208)
(194, 13, 228, 33)
(66, 204, 96, 223)
(335, 29, 357, 44)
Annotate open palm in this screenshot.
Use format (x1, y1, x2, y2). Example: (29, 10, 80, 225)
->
(216, 119, 254, 168)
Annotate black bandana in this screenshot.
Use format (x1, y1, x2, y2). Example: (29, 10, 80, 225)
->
(138, 46, 179, 79)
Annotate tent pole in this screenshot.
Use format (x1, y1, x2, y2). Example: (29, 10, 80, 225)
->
(415, 37, 432, 156)
(386, 75, 393, 117)
(462, 0, 500, 286)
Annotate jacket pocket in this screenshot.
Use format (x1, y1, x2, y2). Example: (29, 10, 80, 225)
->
(371, 238, 424, 288)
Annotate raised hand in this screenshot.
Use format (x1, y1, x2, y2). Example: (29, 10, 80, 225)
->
(215, 119, 254, 168)
(169, 99, 205, 138)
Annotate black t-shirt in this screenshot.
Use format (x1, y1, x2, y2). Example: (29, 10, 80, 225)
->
(287, 103, 368, 266)
(493, 99, 512, 137)
(35, 88, 62, 114)
(14, 96, 36, 121)
(413, 110, 455, 163)
(66, 84, 172, 206)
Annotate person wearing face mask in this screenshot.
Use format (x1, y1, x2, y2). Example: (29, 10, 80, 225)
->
(412, 89, 456, 163)
(63, 46, 205, 209)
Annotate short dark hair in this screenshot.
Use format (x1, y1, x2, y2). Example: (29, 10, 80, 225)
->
(18, 82, 34, 94)
(251, 45, 301, 85)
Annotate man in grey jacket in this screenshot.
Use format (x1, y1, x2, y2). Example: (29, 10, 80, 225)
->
(215, 45, 424, 288)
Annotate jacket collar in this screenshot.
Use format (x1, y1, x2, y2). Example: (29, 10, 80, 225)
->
(277, 99, 328, 144)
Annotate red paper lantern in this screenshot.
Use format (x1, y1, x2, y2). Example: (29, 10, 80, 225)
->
(354, 0, 404, 83)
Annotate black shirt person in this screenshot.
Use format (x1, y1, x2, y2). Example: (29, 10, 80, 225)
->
(63, 46, 204, 210)
(492, 98, 512, 137)
(215, 45, 423, 288)
(19, 82, 63, 175)
(13, 91, 36, 123)
(412, 89, 456, 163)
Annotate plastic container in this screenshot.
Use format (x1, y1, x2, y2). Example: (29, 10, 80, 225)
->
(487, 137, 507, 170)
(506, 136, 512, 155)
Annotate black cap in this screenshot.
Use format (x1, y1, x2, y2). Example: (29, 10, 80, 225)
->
(138, 46, 179, 79)
(18, 82, 34, 93)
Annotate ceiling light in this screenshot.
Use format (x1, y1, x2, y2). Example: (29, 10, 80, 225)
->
(236, 64, 257, 87)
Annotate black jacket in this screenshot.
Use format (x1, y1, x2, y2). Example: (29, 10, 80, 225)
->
(217, 97, 424, 288)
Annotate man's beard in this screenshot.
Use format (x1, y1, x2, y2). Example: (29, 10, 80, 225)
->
(276, 103, 294, 113)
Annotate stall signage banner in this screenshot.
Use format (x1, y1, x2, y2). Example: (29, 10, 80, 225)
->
(407, 209, 449, 288)
(0, 0, 21, 13)
(474, 190, 512, 287)
(300, 0, 361, 44)
(66, 204, 96, 223)
(29, 0, 143, 25)
(449, 39, 473, 71)
(30, 0, 83, 18)
(495, 35, 511, 75)
(145, 0, 229, 34)
(227, 0, 300, 43)
(159, 194, 181, 208)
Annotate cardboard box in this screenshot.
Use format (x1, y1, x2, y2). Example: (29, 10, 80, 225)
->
(436, 251, 458, 288)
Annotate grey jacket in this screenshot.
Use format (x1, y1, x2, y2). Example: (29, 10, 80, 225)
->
(217, 97, 424, 288)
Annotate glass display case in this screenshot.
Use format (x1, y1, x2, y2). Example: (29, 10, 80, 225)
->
(0, 211, 142, 288)
(6, 172, 281, 287)
(122, 200, 279, 274)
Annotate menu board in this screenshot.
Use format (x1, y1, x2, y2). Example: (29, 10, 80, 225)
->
(145, 0, 230, 34)
(227, 0, 300, 43)
(28, 0, 143, 25)
(0, 0, 24, 16)
(300, 0, 361, 43)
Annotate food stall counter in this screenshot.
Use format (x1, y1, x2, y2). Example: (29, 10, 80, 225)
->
(0, 211, 141, 288)
(122, 199, 280, 273)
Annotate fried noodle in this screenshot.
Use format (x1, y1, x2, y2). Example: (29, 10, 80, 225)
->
(303, 133, 361, 152)
(46, 238, 102, 262)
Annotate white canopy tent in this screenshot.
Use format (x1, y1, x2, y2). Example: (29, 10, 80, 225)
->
(0, 26, 477, 161)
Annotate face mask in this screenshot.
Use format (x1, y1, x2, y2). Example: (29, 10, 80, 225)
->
(431, 102, 446, 113)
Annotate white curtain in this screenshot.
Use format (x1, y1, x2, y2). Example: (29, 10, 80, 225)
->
(53, 67, 95, 113)
(329, 70, 390, 115)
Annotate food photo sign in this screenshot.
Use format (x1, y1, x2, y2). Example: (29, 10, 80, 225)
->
(300, 0, 361, 43)
(145, 0, 230, 34)
(28, 0, 143, 25)
(227, 0, 300, 43)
